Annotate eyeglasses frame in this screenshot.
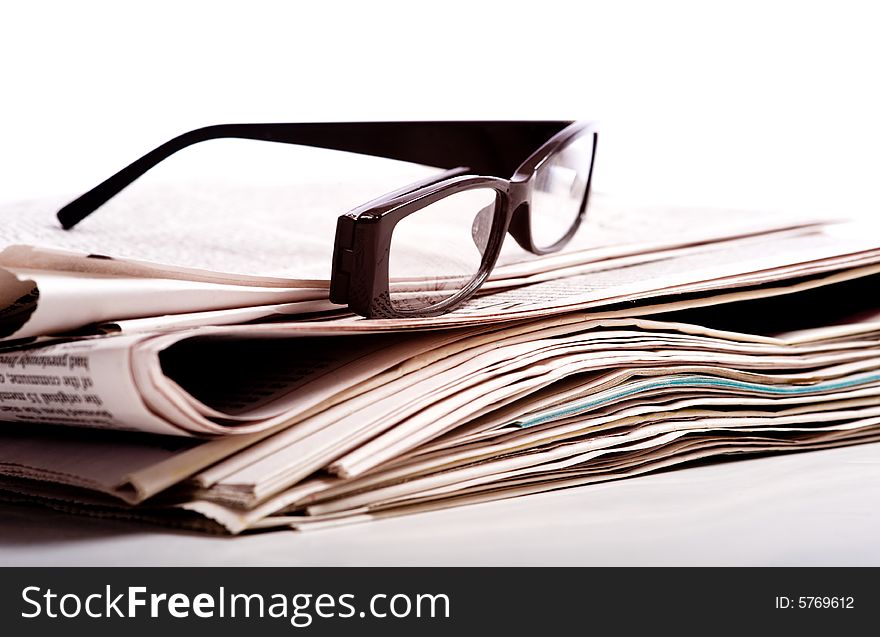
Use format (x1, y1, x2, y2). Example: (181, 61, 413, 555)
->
(330, 121, 598, 318)
(55, 120, 598, 319)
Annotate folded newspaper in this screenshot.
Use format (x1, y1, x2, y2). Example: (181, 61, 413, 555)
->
(1, 177, 879, 533)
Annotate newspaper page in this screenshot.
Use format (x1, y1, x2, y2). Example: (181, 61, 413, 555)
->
(0, 180, 837, 340)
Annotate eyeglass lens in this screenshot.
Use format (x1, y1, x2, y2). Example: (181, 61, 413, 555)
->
(387, 187, 498, 311)
(529, 133, 595, 250)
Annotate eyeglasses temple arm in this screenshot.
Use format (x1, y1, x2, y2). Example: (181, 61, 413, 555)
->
(57, 121, 572, 230)
(57, 124, 320, 229)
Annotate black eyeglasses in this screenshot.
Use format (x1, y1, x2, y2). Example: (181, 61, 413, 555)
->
(58, 121, 598, 318)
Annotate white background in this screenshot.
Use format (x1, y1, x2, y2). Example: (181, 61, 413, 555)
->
(2, 1, 880, 564)
(3, 0, 880, 218)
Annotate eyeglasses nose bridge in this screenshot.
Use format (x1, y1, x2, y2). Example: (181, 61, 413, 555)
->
(504, 198, 533, 253)
(506, 175, 531, 218)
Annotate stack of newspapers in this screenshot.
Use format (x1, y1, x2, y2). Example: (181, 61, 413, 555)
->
(1, 175, 880, 533)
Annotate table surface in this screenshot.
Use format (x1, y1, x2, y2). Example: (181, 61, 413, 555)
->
(2, 441, 878, 566)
